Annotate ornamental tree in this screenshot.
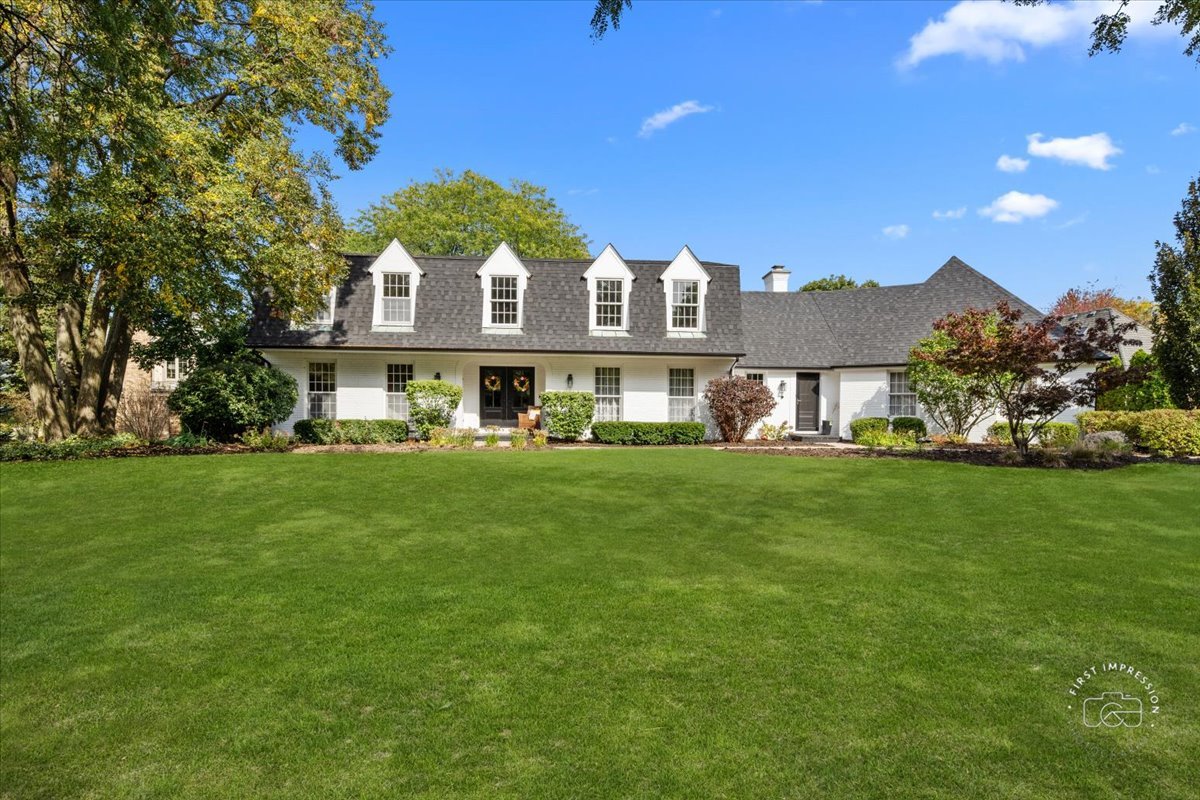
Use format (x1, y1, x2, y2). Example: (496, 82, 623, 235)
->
(915, 303, 1131, 455)
(907, 330, 995, 441)
(703, 376, 776, 443)
(2, 1, 390, 440)
(1149, 176, 1200, 408)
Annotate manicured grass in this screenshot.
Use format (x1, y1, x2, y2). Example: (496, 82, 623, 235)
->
(2, 451, 1198, 798)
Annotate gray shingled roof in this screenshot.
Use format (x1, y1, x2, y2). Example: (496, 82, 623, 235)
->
(739, 256, 1044, 368)
(248, 253, 745, 356)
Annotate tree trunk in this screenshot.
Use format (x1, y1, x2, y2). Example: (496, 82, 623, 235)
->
(55, 292, 84, 408)
(98, 311, 132, 435)
(72, 285, 113, 437)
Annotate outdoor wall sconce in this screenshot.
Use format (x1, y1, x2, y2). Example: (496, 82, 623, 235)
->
(778, 380, 786, 399)
(434, 372, 441, 381)
(567, 373, 574, 389)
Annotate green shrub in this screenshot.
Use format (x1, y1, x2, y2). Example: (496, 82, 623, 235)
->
(987, 421, 1030, 446)
(168, 362, 297, 442)
(165, 431, 212, 449)
(240, 428, 292, 452)
(1037, 422, 1080, 448)
(591, 421, 707, 445)
(849, 417, 888, 442)
(0, 434, 144, 462)
(890, 416, 927, 437)
(428, 427, 476, 448)
(540, 391, 595, 442)
(406, 380, 463, 439)
(291, 418, 408, 445)
(484, 427, 500, 448)
(758, 421, 791, 441)
(856, 430, 919, 450)
(510, 429, 529, 450)
(530, 429, 548, 449)
(1076, 409, 1200, 455)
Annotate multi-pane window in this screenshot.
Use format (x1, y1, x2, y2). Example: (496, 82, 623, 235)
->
(490, 276, 519, 326)
(595, 367, 622, 422)
(386, 364, 414, 421)
(671, 280, 700, 329)
(381, 273, 412, 325)
(595, 280, 624, 328)
(889, 371, 917, 417)
(314, 289, 335, 326)
(745, 372, 764, 384)
(165, 359, 179, 380)
(668, 368, 696, 422)
(308, 362, 337, 419)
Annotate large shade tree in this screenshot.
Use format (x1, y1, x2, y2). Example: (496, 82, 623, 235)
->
(1049, 285, 1154, 326)
(1, 0, 390, 440)
(1149, 176, 1200, 408)
(345, 169, 591, 258)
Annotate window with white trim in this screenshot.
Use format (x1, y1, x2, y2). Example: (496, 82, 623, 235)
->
(381, 273, 412, 325)
(314, 288, 335, 327)
(888, 371, 917, 417)
(671, 280, 700, 329)
(745, 372, 764, 384)
(594, 279, 624, 329)
(489, 275, 520, 326)
(668, 368, 695, 422)
(386, 364, 413, 421)
(594, 367, 621, 422)
(308, 362, 337, 419)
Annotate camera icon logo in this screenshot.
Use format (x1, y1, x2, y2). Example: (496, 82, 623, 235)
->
(1083, 692, 1143, 728)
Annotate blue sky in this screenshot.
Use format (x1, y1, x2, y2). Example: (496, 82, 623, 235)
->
(304, 0, 1197, 310)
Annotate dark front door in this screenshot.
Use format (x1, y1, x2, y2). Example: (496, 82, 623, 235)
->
(480, 366, 535, 424)
(795, 372, 820, 431)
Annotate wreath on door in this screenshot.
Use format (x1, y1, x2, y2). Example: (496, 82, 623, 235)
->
(483, 373, 501, 392)
(512, 374, 531, 393)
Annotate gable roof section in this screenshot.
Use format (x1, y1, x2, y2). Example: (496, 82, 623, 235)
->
(739, 256, 1044, 368)
(249, 252, 744, 356)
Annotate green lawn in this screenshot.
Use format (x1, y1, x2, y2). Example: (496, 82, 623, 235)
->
(2, 451, 1198, 799)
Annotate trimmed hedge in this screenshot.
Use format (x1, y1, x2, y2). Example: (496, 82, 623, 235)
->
(890, 416, 927, 438)
(406, 380, 462, 440)
(292, 418, 408, 444)
(849, 417, 888, 442)
(1078, 409, 1200, 456)
(1038, 421, 1080, 448)
(591, 421, 707, 445)
(987, 421, 1030, 445)
(540, 391, 595, 442)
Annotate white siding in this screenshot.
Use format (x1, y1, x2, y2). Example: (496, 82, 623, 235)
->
(734, 369, 839, 438)
(837, 369, 890, 439)
(261, 348, 731, 436)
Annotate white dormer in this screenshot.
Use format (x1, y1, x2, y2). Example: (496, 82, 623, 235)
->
(659, 245, 711, 337)
(369, 239, 424, 331)
(477, 241, 530, 332)
(291, 286, 337, 330)
(584, 244, 635, 336)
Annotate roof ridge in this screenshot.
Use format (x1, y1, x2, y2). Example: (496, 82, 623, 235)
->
(926, 256, 1043, 316)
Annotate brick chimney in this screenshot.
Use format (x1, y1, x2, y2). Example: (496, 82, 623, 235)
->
(762, 265, 790, 292)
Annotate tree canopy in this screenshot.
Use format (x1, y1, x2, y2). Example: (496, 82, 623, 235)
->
(345, 169, 591, 258)
(799, 274, 880, 292)
(1149, 176, 1200, 408)
(2, 0, 390, 439)
(1048, 285, 1154, 325)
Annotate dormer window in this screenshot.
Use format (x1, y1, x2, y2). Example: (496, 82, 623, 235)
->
(489, 276, 520, 326)
(369, 239, 423, 331)
(477, 242, 530, 333)
(314, 289, 335, 326)
(595, 280, 624, 328)
(585, 244, 634, 336)
(671, 281, 700, 329)
(659, 246, 710, 336)
(381, 273, 412, 324)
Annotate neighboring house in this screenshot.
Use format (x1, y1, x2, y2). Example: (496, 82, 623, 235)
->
(117, 331, 188, 438)
(1060, 308, 1152, 367)
(247, 241, 1101, 441)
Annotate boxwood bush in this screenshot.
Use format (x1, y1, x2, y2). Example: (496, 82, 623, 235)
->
(540, 391, 595, 441)
(987, 421, 1030, 446)
(591, 421, 707, 445)
(406, 380, 463, 439)
(890, 416, 927, 438)
(292, 418, 408, 444)
(848, 417, 888, 442)
(1037, 421, 1080, 448)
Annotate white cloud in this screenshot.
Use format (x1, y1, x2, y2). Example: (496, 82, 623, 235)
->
(996, 154, 1030, 173)
(567, 188, 599, 196)
(978, 191, 1059, 223)
(932, 207, 966, 220)
(1026, 132, 1121, 170)
(638, 100, 715, 138)
(1171, 122, 1196, 136)
(882, 224, 910, 239)
(899, 0, 1165, 69)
